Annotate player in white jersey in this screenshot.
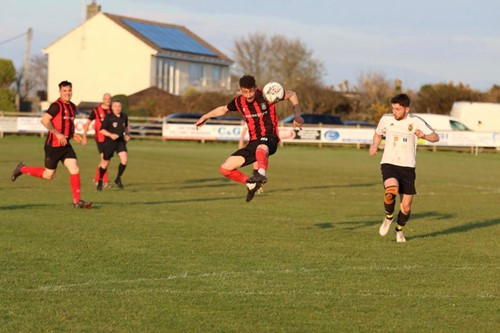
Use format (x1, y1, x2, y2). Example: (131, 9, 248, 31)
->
(369, 94, 439, 242)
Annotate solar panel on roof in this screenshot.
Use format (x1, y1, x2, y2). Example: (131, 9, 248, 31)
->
(123, 19, 217, 57)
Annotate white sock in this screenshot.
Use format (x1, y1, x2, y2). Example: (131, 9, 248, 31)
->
(258, 168, 266, 176)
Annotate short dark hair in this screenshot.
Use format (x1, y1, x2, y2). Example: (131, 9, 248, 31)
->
(58, 80, 72, 89)
(391, 93, 410, 107)
(239, 75, 256, 89)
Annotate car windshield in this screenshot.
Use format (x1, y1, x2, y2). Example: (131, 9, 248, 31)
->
(450, 120, 471, 131)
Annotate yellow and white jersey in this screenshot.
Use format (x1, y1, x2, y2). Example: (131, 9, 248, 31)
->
(375, 113, 434, 167)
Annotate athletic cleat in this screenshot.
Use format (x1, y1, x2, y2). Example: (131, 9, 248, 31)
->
(379, 217, 393, 236)
(96, 180, 103, 191)
(246, 182, 263, 202)
(104, 182, 112, 189)
(246, 173, 267, 184)
(395, 229, 406, 243)
(115, 177, 124, 189)
(74, 200, 92, 208)
(11, 162, 25, 181)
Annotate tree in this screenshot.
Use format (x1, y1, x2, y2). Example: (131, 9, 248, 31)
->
(0, 58, 16, 88)
(0, 58, 17, 111)
(484, 85, 500, 103)
(233, 33, 324, 90)
(352, 71, 402, 122)
(415, 82, 482, 114)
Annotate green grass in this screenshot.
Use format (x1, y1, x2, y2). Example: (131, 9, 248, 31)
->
(1, 136, 499, 332)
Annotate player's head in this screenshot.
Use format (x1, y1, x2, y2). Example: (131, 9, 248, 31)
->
(102, 93, 112, 107)
(58, 80, 72, 103)
(239, 75, 257, 102)
(390, 93, 411, 120)
(111, 100, 122, 115)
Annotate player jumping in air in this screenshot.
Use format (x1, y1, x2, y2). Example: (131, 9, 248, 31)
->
(195, 75, 303, 202)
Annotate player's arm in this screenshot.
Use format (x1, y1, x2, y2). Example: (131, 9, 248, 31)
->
(100, 128, 119, 141)
(415, 129, 439, 142)
(238, 127, 248, 149)
(195, 105, 229, 128)
(283, 90, 303, 129)
(82, 119, 92, 145)
(124, 116, 130, 142)
(369, 132, 383, 156)
(41, 112, 67, 146)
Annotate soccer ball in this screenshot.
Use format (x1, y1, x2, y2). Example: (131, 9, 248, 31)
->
(263, 82, 285, 104)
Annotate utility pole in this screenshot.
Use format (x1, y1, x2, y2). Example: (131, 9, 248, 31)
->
(23, 27, 33, 98)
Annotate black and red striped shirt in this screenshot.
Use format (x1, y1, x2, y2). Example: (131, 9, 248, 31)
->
(88, 105, 111, 143)
(227, 89, 280, 141)
(45, 98, 76, 147)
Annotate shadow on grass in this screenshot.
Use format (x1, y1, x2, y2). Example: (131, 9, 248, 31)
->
(411, 218, 500, 240)
(411, 211, 455, 221)
(312, 220, 379, 230)
(0, 203, 54, 210)
(310, 211, 456, 231)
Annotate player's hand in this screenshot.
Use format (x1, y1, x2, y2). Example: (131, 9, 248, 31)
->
(81, 135, 88, 146)
(56, 132, 67, 146)
(195, 118, 207, 129)
(124, 134, 130, 142)
(369, 146, 378, 156)
(73, 133, 83, 145)
(415, 129, 425, 139)
(110, 133, 119, 141)
(293, 116, 304, 130)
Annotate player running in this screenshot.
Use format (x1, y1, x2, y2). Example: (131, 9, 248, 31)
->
(96, 100, 130, 191)
(82, 93, 112, 187)
(195, 75, 303, 202)
(369, 93, 439, 242)
(11, 80, 92, 208)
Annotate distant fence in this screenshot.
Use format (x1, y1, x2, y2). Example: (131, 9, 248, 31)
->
(1, 112, 499, 153)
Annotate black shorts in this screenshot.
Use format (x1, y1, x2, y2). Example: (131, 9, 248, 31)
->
(102, 140, 127, 160)
(44, 145, 77, 170)
(231, 136, 279, 167)
(381, 163, 417, 195)
(95, 141, 105, 154)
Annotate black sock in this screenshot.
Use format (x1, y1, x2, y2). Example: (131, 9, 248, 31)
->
(118, 163, 127, 177)
(397, 210, 411, 228)
(98, 167, 107, 181)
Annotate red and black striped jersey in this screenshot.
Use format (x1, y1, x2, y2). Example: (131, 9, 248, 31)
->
(227, 89, 280, 141)
(89, 105, 111, 143)
(45, 98, 76, 147)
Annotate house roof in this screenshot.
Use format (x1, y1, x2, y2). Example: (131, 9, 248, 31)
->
(104, 13, 232, 63)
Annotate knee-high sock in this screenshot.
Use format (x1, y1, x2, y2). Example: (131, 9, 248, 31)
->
(220, 166, 247, 184)
(70, 174, 81, 204)
(21, 166, 44, 179)
(95, 167, 108, 183)
(397, 206, 411, 228)
(117, 163, 127, 177)
(255, 148, 268, 173)
(98, 167, 107, 181)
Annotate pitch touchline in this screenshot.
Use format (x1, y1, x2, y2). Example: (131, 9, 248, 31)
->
(36, 265, 498, 292)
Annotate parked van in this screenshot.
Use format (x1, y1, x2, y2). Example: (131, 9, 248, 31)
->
(412, 113, 471, 131)
(450, 102, 500, 131)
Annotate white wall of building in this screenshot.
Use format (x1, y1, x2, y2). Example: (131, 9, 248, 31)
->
(45, 13, 156, 105)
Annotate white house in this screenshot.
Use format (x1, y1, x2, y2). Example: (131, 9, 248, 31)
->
(43, 4, 232, 105)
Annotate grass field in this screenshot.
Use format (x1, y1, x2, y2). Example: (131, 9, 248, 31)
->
(1, 136, 499, 332)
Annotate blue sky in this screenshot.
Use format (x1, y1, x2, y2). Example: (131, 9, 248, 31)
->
(1, 0, 499, 91)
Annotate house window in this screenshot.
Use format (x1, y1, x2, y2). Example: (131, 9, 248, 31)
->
(189, 63, 204, 86)
(155, 58, 176, 93)
(212, 66, 222, 86)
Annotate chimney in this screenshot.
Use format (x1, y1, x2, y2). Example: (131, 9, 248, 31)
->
(86, 1, 101, 20)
